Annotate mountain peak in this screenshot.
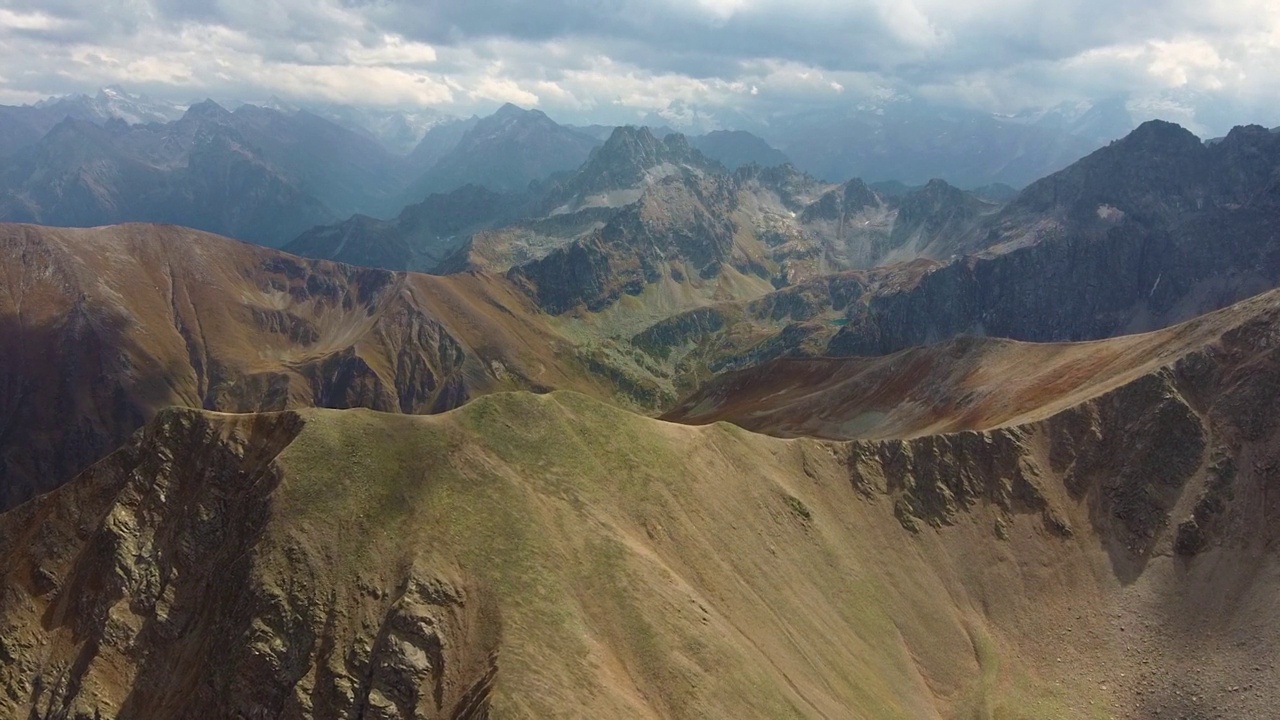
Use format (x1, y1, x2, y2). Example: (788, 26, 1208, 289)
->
(183, 99, 231, 120)
(1120, 119, 1203, 151)
(494, 102, 532, 119)
(598, 125, 663, 158)
(98, 85, 134, 99)
(1220, 123, 1274, 145)
(534, 125, 720, 215)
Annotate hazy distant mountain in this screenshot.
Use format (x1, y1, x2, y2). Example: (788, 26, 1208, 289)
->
(35, 86, 187, 127)
(690, 130, 791, 169)
(0, 111, 331, 246)
(286, 184, 523, 272)
(1008, 96, 1137, 150)
(306, 104, 455, 155)
(226, 105, 412, 219)
(293, 123, 1002, 291)
(569, 123, 677, 142)
(405, 116, 479, 173)
(0, 107, 52, 159)
(769, 98, 1119, 188)
(0, 100, 413, 245)
(0, 87, 186, 158)
(403, 104, 601, 200)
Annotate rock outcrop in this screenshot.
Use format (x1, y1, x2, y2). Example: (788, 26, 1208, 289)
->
(0, 408, 499, 719)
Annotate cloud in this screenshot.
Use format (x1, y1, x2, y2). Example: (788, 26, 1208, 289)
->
(0, 0, 1276, 135)
(0, 8, 65, 31)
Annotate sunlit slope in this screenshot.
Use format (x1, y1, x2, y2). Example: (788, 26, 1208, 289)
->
(6, 381, 1279, 718)
(666, 286, 1280, 441)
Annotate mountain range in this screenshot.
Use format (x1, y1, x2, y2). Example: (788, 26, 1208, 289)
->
(0, 100, 414, 246)
(5, 214, 1280, 717)
(0, 87, 1145, 251)
(291, 125, 1002, 287)
(4, 87, 1280, 719)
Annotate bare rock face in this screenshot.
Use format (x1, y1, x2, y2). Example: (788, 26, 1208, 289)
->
(827, 122, 1280, 355)
(508, 172, 746, 314)
(0, 408, 499, 720)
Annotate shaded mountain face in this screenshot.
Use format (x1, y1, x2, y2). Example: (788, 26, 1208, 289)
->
(0, 223, 605, 511)
(285, 184, 526, 273)
(690, 129, 791, 169)
(403, 104, 601, 201)
(0, 101, 413, 246)
(984, 120, 1280, 252)
(812, 121, 1280, 357)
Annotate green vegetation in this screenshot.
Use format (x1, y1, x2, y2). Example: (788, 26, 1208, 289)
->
(263, 392, 1109, 718)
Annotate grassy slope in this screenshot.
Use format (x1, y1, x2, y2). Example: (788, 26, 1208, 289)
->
(273, 392, 1116, 719)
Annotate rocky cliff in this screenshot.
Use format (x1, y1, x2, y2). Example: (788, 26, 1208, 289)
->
(0, 408, 499, 719)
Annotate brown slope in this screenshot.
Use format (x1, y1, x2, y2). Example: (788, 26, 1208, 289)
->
(0, 222, 603, 510)
(3, 362, 1280, 718)
(664, 286, 1280, 440)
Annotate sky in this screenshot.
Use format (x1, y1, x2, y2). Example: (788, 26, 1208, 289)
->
(0, 0, 1278, 135)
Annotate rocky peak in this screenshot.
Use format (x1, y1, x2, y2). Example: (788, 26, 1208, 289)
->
(899, 179, 970, 214)
(470, 104, 559, 141)
(884, 179, 994, 255)
(404, 105, 600, 197)
(1119, 119, 1205, 155)
(492, 102, 529, 120)
(511, 171, 743, 314)
(734, 163, 824, 208)
(842, 178, 880, 212)
(539, 125, 721, 213)
(181, 99, 233, 124)
(691, 129, 791, 170)
(999, 120, 1217, 227)
(588, 125, 714, 177)
(800, 177, 882, 223)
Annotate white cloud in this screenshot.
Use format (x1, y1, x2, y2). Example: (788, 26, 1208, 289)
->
(0, 0, 1278, 134)
(346, 35, 438, 67)
(467, 74, 539, 106)
(0, 9, 63, 31)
